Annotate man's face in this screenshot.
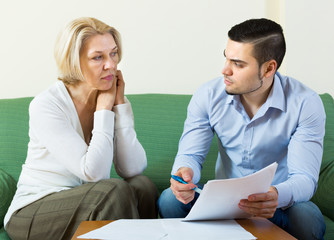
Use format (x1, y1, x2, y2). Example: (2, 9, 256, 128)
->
(222, 39, 264, 96)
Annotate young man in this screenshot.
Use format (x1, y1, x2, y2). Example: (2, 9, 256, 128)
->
(158, 18, 326, 240)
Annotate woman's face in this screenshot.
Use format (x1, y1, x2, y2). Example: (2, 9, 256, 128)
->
(79, 33, 119, 90)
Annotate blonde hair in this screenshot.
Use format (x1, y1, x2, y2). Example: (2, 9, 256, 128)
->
(54, 17, 122, 85)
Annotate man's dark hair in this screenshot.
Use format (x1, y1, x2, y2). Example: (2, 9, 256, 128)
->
(228, 18, 286, 70)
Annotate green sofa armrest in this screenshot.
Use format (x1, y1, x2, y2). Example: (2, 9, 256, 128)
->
(0, 227, 10, 240)
(0, 169, 17, 228)
(312, 94, 334, 217)
(0, 97, 32, 182)
(311, 93, 334, 240)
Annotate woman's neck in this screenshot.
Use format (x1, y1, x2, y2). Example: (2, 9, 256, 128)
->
(66, 82, 98, 108)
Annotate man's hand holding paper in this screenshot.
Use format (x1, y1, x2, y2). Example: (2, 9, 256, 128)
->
(239, 186, 279, 218)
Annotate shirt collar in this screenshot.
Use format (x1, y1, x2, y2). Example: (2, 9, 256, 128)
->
(267, 72, 286, 112)
(224, 72, 286, 112)
(226, 93, 235, 105)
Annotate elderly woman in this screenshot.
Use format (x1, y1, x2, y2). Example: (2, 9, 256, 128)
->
(4, 17, 158, 239)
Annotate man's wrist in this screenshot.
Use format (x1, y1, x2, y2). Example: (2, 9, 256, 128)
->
(271, 186, 278, 195)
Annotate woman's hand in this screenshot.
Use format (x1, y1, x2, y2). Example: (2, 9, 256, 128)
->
(96, 70, 125, 111)
(114, 70, 125, 106)
(96, 74, 117, 111)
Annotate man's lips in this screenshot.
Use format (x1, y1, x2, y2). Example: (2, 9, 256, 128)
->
(224, 78, 232, 85)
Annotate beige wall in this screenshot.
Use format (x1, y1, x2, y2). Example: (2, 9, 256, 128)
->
(1, 0, 333, 98)
(283, 0, 334, 96)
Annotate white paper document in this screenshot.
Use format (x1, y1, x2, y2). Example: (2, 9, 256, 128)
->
(162, 219, 256, 240)
(78, 163, 277, 240)
(77, 218, 256, 240)
(77, 219, 167, 240)
(184, 162, 278, 221)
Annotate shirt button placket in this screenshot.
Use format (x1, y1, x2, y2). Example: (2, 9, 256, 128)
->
(242, 124, 252, 169)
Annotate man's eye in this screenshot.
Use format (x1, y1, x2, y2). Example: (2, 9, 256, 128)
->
(234, 62, 243, 67)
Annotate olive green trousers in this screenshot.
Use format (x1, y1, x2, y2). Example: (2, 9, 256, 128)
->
(6, 175, 159, 240)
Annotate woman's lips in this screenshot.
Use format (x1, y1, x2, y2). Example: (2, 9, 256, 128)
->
(102, 74, 113, 81)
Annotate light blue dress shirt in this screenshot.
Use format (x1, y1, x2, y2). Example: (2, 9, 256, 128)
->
(172, 72, 326, 208)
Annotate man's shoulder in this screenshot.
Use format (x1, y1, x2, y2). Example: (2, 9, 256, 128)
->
(276, 73, 324, 118)
(278, 73, 317, 98)
(276, 73, 321, 106)
(194, 76, 226, 97)
(201, 76, 225, 89)
(190, 76, 231, 112)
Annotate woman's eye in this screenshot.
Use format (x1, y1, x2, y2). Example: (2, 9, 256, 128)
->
(93, 56, 102, 60)
(111, 51, 118, 57)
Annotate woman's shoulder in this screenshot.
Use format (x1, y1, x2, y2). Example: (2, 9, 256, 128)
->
(30, 81, 72, 113)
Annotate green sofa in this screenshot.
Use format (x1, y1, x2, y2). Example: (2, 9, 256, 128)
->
(0, 93, 333, 239)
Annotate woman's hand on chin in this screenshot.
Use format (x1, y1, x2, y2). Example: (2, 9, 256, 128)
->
(96, 75, 117, 111)
(114, 70, 125, 106)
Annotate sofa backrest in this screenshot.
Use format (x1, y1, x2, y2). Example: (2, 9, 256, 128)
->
(0, 95, 218, 194)
(0, 93, 332, 202)
(116, 94, 218, 193)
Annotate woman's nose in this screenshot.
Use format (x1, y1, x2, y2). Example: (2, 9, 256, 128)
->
(104, 57, 117, 70)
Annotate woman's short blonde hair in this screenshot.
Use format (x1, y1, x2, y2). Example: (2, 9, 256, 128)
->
(54, 17, 122, 85)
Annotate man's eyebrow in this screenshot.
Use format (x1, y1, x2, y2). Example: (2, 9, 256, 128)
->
(223, 49, 248, 64)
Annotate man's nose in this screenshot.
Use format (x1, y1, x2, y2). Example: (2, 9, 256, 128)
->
(222, 61, 232, 76)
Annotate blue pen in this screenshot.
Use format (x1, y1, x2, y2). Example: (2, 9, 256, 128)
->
(171, 175, 202, 194)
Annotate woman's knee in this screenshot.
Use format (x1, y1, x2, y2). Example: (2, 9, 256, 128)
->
(88, 179, 139, 219)
(99, 178, 137, 203)
(126, 175, 159, 198)
(125, 175, 159, 218)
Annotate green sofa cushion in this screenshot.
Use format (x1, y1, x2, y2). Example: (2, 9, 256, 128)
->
(324, 215, 334, 240)
(0, 169, 17, 228)
(312, 94, 334, 223)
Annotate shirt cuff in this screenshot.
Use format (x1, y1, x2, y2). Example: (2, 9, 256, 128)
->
(112, 97, 134, 130)
(93, 110, 115, 136)
(274, 182, 293, 208)
(172, 156, 202, 184)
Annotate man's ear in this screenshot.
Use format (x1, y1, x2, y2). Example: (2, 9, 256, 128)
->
(262, 60, 277, 78)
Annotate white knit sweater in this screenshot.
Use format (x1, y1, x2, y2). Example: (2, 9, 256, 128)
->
(4, 81, 146, 227)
